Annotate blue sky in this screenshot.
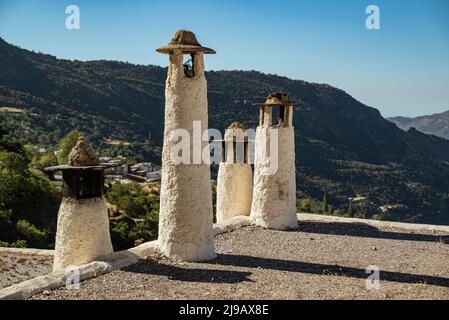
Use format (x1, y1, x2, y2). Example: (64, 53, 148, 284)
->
(0, 0, 448, 117)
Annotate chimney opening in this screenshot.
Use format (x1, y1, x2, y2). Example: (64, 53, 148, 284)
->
(272, 107, 281, 126)
(183, 54, 195, 78)
(62, 169, 104, 199)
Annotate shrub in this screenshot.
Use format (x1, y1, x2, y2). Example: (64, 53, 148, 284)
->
(10, 240, 28, 248)
(297, 198, 312, 212)
(16, 220, 49, 248)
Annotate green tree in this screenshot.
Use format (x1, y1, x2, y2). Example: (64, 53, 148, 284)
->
(0, 139, 61, 248)
(31, 149, 58, 170)
(105, 182, 159, 250)
(57, 130, 83, 164)
(0, 127, 27, 156)
(0, 152, 31, 213)
(0, 209, 14, 244)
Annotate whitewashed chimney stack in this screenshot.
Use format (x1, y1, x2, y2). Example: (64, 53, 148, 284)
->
(216, 122, 253, 222)
(250, 92, 298, 230)
(46, 137, 113, 273)
(156, 30, 216, 261)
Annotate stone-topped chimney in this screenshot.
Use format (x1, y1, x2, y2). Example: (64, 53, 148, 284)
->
(250, 92, 299, 230)
(45, 137, 113, 272)
(216, 122, 253, 222)
(156, 30, 216, 261)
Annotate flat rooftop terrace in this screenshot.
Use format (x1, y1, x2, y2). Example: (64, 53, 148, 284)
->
(29, 216, 449, 300)
(0, 252, 52, 289)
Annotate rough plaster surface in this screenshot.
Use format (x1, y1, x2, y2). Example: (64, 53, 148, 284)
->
(158, 51, 215, 261)
(216, 163, 253, 222)
(213, 215, 252, 235)
(0, 248, 54, 256)
(251, 126, 298, 230)
(53, 197, 113, 273)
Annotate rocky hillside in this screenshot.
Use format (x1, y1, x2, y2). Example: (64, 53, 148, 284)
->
(389, 111, 449, 140)
(2, 37, 449, 224)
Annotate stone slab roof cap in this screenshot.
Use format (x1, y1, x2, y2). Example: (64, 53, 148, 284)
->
(254, 92, 301, 106)
(224, 122, 247, 140)
(156, 30, 216, 54)
(68, 137, 100, 166)
(44, 137, 104, 171)
(227, 121, 246, 132)
(43, 165, 106, 172)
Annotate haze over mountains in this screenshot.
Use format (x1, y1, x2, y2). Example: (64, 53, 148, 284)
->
(388, 111, 449, 140)
(1, 37, 449, 225)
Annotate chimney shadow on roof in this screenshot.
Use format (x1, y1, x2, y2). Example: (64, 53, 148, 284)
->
(211, 254, 449, 288)
(122, 258, 253, 284)
(297, 221, 449, 244)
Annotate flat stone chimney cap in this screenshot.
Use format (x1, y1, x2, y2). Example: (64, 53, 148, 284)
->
(43, 165, 105, 172)
(156, 30, 216, 54)
(254, 92, 300, 106)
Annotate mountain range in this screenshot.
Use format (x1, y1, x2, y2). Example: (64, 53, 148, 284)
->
(1, 37, 449, 225)
(388, 111, 449, 140)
